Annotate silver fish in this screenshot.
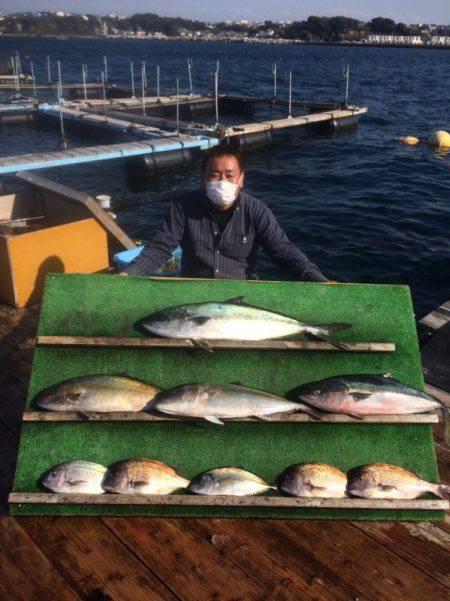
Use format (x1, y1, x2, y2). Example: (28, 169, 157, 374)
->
(189, 467, 274, 496)
(34, 375, 161, 412)
(277, 462, 348, 498)
(154, 383, 305, 425)
(347, 463, 449, 499)
(102, 459, 189, 494)
(42, 460, 107, 494)
(295, 374, 441, 416)
(141, 297, 351, 345)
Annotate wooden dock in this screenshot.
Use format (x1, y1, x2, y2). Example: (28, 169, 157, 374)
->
(0, 301, 449, 600)
(223, 107, 368, 137)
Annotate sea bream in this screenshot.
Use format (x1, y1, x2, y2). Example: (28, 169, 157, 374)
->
(347, 463, 449, 499)
(102, 459, 189, 494)
(294, 374, 442, 416)
(42, 460, 107, 494)
(189, 467, 274, 496)
(154, 383, 306, 425)
(34, 375, 161, 412)
(141, 297, 351, 346)
(277, 462, 348, 498)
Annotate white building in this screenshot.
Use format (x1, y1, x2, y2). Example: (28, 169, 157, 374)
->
(429, 36, 450, 46)
(366, 35, 423, 45)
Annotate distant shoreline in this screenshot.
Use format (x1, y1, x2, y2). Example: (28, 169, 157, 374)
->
(1, 34, 450, 50)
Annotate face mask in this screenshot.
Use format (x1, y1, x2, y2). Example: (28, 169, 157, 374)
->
(205, 180, 240, 207)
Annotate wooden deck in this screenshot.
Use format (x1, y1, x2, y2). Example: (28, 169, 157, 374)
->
(0, 301, 449, 600)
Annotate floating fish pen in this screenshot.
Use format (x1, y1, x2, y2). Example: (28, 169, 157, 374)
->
(0, 57, 367, 177)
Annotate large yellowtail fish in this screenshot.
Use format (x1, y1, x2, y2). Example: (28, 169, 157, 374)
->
(141, 298, 351, 347)
(34, 375, 160, 412)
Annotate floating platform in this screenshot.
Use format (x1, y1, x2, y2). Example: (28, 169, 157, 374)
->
(0, 138, 215, 174)
(0, 92, 367, 174)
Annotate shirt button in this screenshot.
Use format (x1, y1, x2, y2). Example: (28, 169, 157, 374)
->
(216, 250, 219, 255)
(215, 269, 219, 273)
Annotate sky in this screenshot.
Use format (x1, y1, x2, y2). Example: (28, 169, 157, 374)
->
(1, 1, 449, 24)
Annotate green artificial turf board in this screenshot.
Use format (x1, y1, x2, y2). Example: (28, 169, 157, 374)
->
(11, 273, 443, 519)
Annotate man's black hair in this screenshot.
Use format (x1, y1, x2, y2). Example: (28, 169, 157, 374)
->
(201, 144, 243, 173)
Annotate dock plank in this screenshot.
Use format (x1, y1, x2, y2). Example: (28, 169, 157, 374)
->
(351, 520, 450, 588)
(273, 520, 450, 600)
(0, 518, 80, 601)
(18, 516, 178, 601)
(102, 517, 266, 600)
(189, 518, 365, 600)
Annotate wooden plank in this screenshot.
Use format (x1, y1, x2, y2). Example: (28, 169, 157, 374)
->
(225, 107, 367, 137)
(18, 516, 178, 601)
(0, 518, 80, 601)
(102, 517, 267, 600)
(189, 518, 363, 600)
(420, 301, 450, 330)
(351, 521, 450, 588)
(425, 383, 450, 408)
(271, 520, 450, 601)
(8, 493, 449, 510)
(21, 411, 439, 424)
(36, 335, 395, 353)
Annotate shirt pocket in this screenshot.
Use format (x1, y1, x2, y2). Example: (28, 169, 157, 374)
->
(221, 233, 253, 260)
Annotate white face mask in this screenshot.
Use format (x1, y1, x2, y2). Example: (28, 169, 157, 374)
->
(205, 180, 240, 207)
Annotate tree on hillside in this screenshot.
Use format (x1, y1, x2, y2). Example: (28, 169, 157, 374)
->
(368, 17, 397, 34)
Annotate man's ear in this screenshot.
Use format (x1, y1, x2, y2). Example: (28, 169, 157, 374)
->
(238, 171, 245, 191)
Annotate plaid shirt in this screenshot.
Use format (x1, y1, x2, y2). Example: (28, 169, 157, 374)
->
(125, 190, 327, 281)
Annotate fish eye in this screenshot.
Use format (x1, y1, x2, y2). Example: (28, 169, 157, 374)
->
(314, 389, 321, 396)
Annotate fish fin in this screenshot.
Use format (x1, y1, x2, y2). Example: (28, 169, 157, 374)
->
(378, 484, 397, 492)
(130, 480, 148, 488)
(185, 315, 211, 325)
(78, 411, 100, 421)
(191, 339, 214, 353)
(68, 480, 86, 487)
(352, 392, 371, 402)
(319, 323, 353, 333)
(309, 323, 352, 350)
(256, 415, 271, 421)
(204, 415, 225, 425)
(232, 380, 246, 387)
(346, 413, 365, 421)
(225, 296, 245, 304)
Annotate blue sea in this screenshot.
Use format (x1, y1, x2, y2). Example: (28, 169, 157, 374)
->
(0, 37, 449, 318)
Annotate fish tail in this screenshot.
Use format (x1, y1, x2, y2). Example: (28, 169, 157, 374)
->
(310, 323, 352, 350)
(431, 483, 450, 499)
(320, 323, 353, 334)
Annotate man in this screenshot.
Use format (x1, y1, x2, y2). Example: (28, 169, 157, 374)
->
(122, 144, 328, 281)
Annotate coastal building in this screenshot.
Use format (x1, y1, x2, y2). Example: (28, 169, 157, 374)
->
(366, 34, 423, 45)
